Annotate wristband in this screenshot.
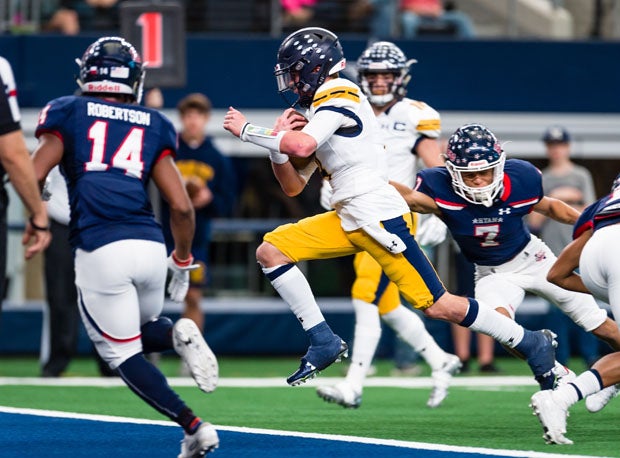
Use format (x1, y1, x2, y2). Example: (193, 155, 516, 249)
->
(269, 149, 289, 164)
(29, 216, 50, 231)
(171, 250, 193, 267)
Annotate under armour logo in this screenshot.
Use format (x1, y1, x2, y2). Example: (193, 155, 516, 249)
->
(534, 250, 547, 262)
(498, 208, 511, 215)
(387, 240, 399, 253)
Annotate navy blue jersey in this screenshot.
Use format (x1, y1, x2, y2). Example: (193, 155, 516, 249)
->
(417, 159, 543, 266)
(35, 95, 177, 251)
(573, 190, 620, 238)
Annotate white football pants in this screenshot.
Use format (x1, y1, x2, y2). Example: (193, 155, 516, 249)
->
(75, 239, 168, 369)
(475, 234, 606, 332)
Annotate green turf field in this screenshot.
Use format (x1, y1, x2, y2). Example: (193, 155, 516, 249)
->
(0, 356, 616, 457)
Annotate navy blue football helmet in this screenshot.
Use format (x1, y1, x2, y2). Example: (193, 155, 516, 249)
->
(274, 27, 346, 109)
(76, 36, 145, 104)
(444, 123, 506, 207)
(356, 41, 416, 106)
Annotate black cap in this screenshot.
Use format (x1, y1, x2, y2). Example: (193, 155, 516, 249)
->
(542, 126, 571, 144)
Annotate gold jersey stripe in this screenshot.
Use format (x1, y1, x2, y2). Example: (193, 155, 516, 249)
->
(417, 119, 441, 131)
(313, 86, 360, 107)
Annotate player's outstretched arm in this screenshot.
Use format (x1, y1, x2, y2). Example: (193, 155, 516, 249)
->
(547, 229, 591, 294)
(389, 180, 439, 215)
(224, 107, 314, 197)
(533, 196, 581, 225)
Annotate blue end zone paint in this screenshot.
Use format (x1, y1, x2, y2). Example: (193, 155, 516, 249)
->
(0, 411, 508, 458)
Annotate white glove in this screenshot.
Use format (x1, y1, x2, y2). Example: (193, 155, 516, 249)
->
(320, 179, 333, 211)
(167, 252, 200, 302)
(416, 214, 447, 247)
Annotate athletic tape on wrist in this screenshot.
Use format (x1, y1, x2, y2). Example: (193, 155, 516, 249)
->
(240, 123, 286, 152)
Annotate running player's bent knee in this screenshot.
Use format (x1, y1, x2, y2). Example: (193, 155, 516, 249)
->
(423, 293, 468, 323)
(256, 241, 287, 267)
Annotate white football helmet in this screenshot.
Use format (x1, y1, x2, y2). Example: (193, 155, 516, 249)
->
(356, 41, 416, 107)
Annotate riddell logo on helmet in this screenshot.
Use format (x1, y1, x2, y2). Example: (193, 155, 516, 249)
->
(84, 82, 122, 93)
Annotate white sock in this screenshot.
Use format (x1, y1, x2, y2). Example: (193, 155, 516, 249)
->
(263, 264, 324, 330)
(467, 300, 524, 348)
(555, 370, 602, 409)
(572, 370, 604, 399)
(345, 299, 382, 392)
(382, 304, 447, 371)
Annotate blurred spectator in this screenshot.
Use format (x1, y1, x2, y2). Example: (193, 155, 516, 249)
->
(144, 87, 164, 110)
(529, 125, 600, 368)
(44, 0, 121, 34)
(160, 93, 237, 343)
(400, 0, 475, 39)
(348, 0, 399, 39)
(281, 0, 317, 28)
(450, 248, 499, 373)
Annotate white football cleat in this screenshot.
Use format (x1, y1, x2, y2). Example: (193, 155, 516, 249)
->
(173, 318, 219, 393)
(585, 385, 619, 413)
(316, 381, 362, 408)
(530, 390, 573, 445)
(178, 422, 219, 457)
(427, 354, 462, 408)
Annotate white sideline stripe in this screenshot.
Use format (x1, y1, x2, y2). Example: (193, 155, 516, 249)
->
(0, 376, 538, 388)
(0, 406, 604, 458)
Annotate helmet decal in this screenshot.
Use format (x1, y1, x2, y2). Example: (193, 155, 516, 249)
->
(76, 36, 145, 104)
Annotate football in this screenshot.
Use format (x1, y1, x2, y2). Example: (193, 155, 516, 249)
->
(288, 110, 308, 131)
(184, 175, 205, 199)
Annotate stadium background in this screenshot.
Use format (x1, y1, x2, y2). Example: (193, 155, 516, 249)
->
(0, 1, 619, 361)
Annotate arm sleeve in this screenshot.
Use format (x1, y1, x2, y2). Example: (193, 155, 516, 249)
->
(301, 108, 347, 148)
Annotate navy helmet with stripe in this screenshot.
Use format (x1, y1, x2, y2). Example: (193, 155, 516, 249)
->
(76, 36, 145, 104)
(274, 27, 346, 109)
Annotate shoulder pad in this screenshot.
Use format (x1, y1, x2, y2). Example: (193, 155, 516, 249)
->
(311, 79, 361, 111)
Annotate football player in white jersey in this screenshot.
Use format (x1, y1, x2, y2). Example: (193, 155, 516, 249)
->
(224, 27, 558, 392)
(316, 41, 460, 409)
(530, 174, 620, 445)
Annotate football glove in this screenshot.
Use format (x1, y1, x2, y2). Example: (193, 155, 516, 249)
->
(416, 214, 447, 247)
(167, 252, 200, 302)
(320, 179, 333, 211)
